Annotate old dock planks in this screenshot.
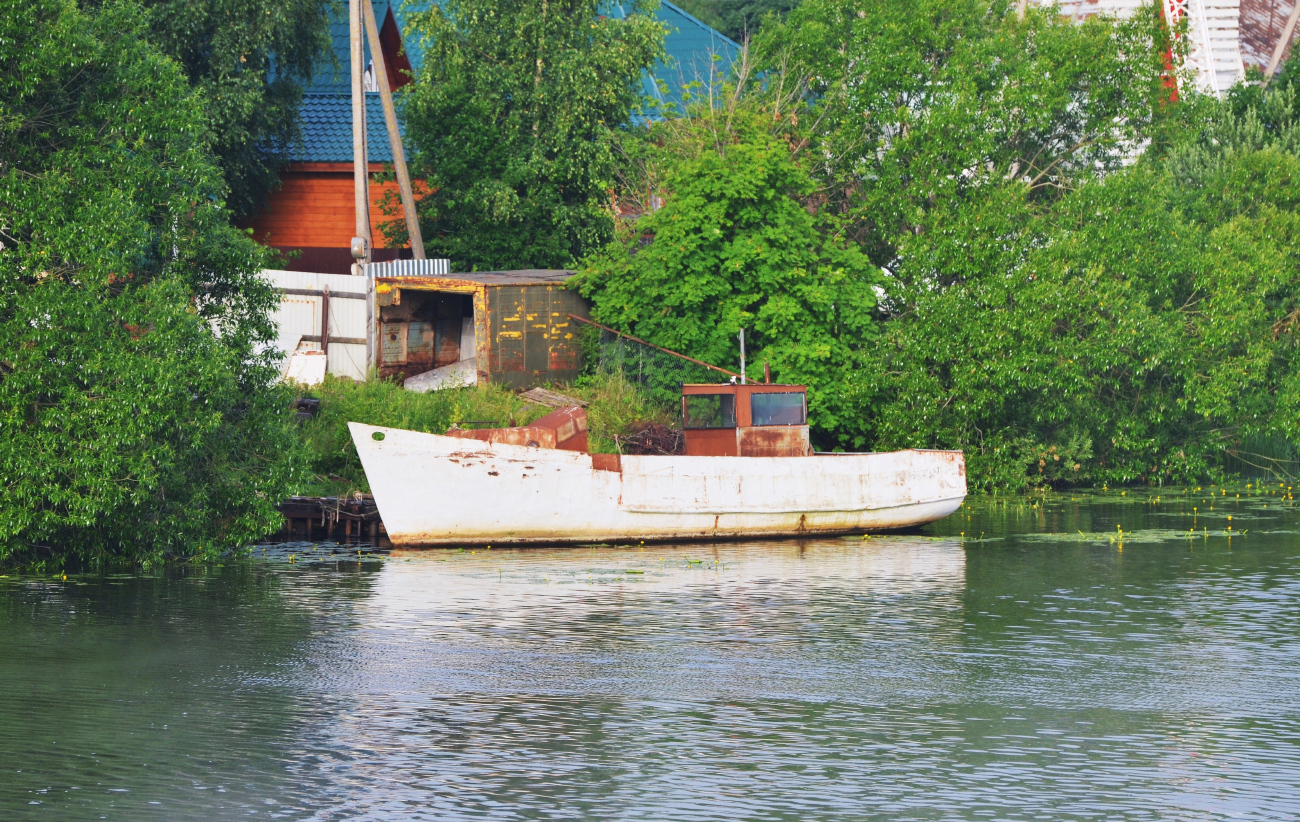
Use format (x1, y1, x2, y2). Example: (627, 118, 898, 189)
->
(276, 495, 386, 543)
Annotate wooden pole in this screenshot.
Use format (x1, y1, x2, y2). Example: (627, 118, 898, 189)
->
(321, 286, 331, 360)
(349, 0, 371, 262)
(1265, 3, 1300, 81)
(362, 3, 427, 259)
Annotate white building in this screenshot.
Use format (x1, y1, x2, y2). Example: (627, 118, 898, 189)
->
(1034, 0, 1299, 96)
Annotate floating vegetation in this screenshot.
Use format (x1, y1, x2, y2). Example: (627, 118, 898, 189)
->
(1018, 528, 1242, 546)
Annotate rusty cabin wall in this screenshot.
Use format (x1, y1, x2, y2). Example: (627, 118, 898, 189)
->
(480, 285, 588, 390)
(378, 291, 472, 380)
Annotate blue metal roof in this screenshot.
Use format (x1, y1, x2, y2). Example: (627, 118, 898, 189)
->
(297, 93, 397, 163)
(610, 1, 741, 113)
(294, 0, 737, 162)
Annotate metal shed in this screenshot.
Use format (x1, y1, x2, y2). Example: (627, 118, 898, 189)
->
(374, 269, 590, 390)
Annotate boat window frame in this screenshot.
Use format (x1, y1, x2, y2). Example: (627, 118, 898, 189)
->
(682, 393, 738, 429)
(749, 391, 807, 427)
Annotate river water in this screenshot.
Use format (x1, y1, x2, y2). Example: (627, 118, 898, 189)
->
(2, 489, 1299, 820)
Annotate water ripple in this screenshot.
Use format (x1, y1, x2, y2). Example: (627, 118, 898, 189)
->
(2, 493, 1299, 820)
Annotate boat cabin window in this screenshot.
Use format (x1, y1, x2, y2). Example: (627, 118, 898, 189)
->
(750, 392, 806, 426)
(683, 393, 736, 429)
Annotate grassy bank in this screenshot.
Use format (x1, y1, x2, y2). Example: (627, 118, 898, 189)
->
(295, 373, 674, 497)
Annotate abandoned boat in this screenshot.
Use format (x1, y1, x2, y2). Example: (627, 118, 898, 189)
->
(350, 381, 966, 546)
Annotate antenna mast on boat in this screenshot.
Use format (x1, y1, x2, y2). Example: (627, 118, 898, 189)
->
(739, 328, 746, 385)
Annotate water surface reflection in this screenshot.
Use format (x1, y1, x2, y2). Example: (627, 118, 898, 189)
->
(2, 492, 1299, 820)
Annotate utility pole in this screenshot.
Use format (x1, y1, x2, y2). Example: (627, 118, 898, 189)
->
(349, 0, 376, 372)
(350, 0, 371, 266)
(362, 1, 426, 258)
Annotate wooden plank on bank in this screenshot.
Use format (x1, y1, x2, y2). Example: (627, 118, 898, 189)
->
(520, 387, 589, 408)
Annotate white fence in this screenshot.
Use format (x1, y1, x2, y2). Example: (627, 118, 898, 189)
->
(262, 269, 370, 381)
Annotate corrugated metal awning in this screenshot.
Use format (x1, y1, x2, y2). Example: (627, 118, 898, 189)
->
(375, 269, 576, 287)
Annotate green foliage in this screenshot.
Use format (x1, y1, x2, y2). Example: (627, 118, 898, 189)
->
(573, 370, 677, 452)
(850, 85, 1300, 491)
(137, 0, 336, 218)
(576, 66, 883, 443)
(400, 0, 666, 271)
(672, 0, 796, 43)
(1165, 63, 1300, 193)
(0, 0, 304, 565)
(581, 3, 1300, 488)
(757, 0, 1171, 264)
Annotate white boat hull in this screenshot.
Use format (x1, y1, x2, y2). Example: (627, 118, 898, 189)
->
(349, 423, 967, 546)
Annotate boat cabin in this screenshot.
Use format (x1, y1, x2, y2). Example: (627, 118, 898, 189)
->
(682, 383, 811, 457)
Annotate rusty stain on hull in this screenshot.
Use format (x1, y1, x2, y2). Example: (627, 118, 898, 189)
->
(738, 426, 811, 458)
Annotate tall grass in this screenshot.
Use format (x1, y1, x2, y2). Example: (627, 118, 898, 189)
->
(294, 372, 675, 495)
(574, 370, 677, 453)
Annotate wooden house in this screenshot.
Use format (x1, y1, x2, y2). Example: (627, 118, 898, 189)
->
(241, 1, 739, 275)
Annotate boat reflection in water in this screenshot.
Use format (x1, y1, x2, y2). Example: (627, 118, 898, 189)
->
(368, 537, 968, 620)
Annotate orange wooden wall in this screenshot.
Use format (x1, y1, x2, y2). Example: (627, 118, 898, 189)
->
(244, 163, 416, 249)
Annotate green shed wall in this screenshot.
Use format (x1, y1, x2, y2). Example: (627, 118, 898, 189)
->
(480, 285, 589, 390)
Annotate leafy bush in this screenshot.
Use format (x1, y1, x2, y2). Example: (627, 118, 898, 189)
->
(573, 370, 677, 453)
(0, 0, 303, 565)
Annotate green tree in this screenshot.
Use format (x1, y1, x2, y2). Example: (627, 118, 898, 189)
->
(755, 0, 1172, 265)
(401, 0, 666, 271)
(0, 0, 304, 565)
(136, 0, 336, 219)
(576, 75, 881, 441)
(699, 0, 1235, 483)
(854, 153, 1300, 490)
(844, 61, 1300, 490)
(672, 0, 797, 43)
